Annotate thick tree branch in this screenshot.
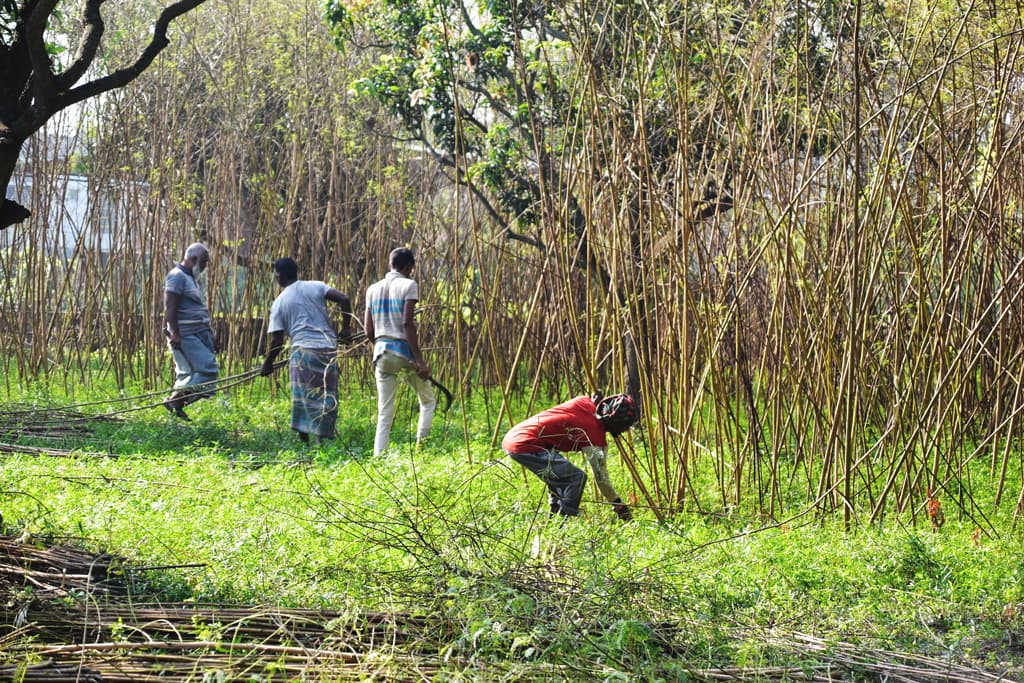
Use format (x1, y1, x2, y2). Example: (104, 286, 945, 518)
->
(15, 0, 48, 46)
(2, 0, 210, 230)
(55, 0, 208, 112)
(24, 0, 60, 112)
(0, 199, 32, 229)
(55, 0, 106, 91)
(458, 3, 483, 39)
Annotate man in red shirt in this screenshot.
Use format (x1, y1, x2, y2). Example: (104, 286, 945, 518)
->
(502, 392, 637, 519)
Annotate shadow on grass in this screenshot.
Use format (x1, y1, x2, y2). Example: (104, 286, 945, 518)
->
(3, 409, 378, 468)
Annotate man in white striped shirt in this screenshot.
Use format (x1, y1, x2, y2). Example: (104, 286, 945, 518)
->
(364, 247, 436, 456)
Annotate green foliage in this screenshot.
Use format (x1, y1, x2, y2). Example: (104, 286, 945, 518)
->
(604, 618, 659, 662)
(0, 0, 17, 38)
(328, 0, 584, 231)
(885, 533, 952, 591)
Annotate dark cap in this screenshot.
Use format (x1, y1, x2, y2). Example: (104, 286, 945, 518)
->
(595, 393, 637, 436)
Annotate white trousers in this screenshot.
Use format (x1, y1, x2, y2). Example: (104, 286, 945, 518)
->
(373, 351, 437, 456)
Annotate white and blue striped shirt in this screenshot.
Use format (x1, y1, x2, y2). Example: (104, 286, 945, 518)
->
(365, 271, 419, 361)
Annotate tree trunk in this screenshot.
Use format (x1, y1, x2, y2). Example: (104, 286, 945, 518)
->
(0, 133, 30, 230)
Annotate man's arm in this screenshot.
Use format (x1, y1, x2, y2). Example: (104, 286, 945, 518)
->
(363, 306, 375, 343)
(325, 288, 353, 336)
(260, 330, 286, 376)
(402, 299, 430, 379)
(164, 290, 182, 348)
(583, 446, 632, 520)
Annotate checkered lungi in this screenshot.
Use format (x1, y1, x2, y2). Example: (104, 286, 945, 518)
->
(289, 347, 338, 438)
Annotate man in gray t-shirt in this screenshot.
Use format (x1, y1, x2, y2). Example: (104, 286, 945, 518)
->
(260, 257, 352, 441)
(163, 242, 219, 420)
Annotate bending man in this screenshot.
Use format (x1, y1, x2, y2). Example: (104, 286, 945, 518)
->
(260, 257, 352, 442)
(502, 392, 637, 520)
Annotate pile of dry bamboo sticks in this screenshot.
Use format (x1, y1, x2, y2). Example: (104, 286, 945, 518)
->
(0, 403, 117, 458)
(0, 536, 1015, 682)
(0, 404, 117, 441)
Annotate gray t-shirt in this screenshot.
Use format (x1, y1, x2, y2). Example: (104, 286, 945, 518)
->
(164, 265, 211, 335)
(267, 280, 336, 349)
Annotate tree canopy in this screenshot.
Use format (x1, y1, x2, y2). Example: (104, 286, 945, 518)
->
(0, 0, 210, 230)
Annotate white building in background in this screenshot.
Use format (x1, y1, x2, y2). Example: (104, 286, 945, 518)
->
(3, 170, 135, 259)
(1, 121, 147, 259)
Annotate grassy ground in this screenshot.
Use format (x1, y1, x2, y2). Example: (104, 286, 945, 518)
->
(1, 372, 1023, 680)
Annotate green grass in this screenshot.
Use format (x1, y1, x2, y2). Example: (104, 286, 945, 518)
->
(1, 373, 1023, 679)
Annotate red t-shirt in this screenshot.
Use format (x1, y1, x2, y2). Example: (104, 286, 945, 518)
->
(502, 396, 607, 454)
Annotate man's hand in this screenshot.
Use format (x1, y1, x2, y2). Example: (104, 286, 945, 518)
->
(414, 359, 431, 379)
(262, 332, 285, 377)
(612, 498, 633, 521)
(166, 330, 182, 349)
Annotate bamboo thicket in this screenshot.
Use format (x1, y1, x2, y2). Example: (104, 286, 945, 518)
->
(2, 0, 1023, 521)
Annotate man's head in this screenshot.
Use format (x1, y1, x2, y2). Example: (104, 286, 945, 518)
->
(183, 243, 210, 275)
(272, 257, 299, 286)
(594, 393, 638, 437)
(389, 247, 415, 274)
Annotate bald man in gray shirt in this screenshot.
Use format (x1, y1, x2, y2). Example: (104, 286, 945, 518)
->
(163, 242, 219, 420)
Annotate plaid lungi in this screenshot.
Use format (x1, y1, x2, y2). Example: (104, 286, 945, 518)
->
(289, 347, 338, 438)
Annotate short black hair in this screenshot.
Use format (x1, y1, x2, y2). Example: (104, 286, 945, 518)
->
(390, 247, 415, 271)
(273, 257, 298, 282)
